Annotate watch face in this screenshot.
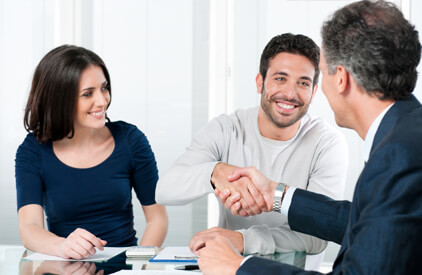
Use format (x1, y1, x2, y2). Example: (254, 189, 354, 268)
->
(276, 183, 286, 192)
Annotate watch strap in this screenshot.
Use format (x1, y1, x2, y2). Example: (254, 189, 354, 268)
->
(273, 183, 286, 213)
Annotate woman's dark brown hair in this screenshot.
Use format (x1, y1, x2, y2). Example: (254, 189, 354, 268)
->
(24, 45, 112, 143)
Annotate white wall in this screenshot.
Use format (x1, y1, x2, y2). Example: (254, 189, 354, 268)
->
(0, 0, 56, 245)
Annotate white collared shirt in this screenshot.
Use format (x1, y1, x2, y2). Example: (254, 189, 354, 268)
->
(282, 102, 395, 218)
(363, 103, 394, 162)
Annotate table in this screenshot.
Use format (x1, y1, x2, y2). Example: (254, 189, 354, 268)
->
(0, 245, 305, 274)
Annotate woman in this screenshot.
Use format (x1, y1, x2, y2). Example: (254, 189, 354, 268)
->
(15, 45, 168, 260)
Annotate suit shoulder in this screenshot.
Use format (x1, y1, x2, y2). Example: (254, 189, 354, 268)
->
(380, 107, 422, 150)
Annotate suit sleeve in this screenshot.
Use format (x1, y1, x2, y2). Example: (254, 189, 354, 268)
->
(155, 117, 229, 205)
(288, 189, 351, 244)
(238, 256, 321, 275)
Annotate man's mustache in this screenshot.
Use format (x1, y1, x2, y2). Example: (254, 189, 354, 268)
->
(269, 95, 304, 106)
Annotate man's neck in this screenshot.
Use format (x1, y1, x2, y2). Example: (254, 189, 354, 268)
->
(257, 108, 301, 141)
(351, 94, 395, 140)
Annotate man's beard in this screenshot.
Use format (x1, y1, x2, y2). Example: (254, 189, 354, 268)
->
(260, 87, 310, 128)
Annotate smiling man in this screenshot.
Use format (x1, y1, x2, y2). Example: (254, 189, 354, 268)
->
(156, 34, 348, 265)
(199, 1, 422, 274)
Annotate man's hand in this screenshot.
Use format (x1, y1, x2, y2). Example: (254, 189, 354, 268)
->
(197, 236, 244, 275)
(212, 163, 267, 216)
(189, 227, 244, 255)
(218, 166, 278, 216)
(59, 228, 107, 259)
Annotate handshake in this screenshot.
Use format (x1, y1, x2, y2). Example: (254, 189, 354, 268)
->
(211, 162, 288, 217)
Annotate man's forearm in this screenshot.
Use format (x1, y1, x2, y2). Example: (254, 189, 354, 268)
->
(156, 161, 218, 205)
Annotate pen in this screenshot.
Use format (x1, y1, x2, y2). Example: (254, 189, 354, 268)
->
(175, 265, 200, 270)
(174, 256, 199, 260)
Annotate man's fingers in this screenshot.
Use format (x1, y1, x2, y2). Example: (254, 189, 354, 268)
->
(238, 208, 248, 217)
(189, 233, 208, 254)
(247, 182, 267, 210)
(239, 194, 262, 216)
(235, 180, 261, 215)
(217, 189, 232, 204)
(230, 201, 243, 216)
(227, 167, 254, 181)
(238, 198, 256, 216)
(224, 193, 240, 210)
(192, 240, 206, 254)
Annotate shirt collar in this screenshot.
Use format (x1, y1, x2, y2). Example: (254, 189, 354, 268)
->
(363, 103, 394, 162)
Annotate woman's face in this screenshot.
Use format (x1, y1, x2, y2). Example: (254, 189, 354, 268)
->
(74, 65, 110, 131)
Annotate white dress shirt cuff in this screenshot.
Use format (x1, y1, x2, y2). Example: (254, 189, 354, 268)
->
(280, 186, 296, 217)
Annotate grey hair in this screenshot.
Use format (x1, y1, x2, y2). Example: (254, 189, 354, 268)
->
(322, 0, 421, 100)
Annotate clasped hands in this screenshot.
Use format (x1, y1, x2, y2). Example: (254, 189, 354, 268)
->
(211, 163, 278, 217)
(195, 165, 279, 275)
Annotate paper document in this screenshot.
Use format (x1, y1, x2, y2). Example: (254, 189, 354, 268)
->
(23, 247, 127, 262)
(149, 247, 198, 262)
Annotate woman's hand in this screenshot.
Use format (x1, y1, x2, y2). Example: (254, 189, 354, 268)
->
(59, 228, 107, 259)
(18, 204, 107, 260)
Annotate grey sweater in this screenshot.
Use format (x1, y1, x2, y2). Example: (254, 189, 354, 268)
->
(156, 107, 348, 254)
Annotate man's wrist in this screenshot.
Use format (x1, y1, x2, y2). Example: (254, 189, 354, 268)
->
(210, 162, 223, 189)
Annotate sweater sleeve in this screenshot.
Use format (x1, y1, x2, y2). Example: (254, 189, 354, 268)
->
(156, 116, 230, 205)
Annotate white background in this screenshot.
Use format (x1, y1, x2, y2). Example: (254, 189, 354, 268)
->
(0, 0, 421, 268)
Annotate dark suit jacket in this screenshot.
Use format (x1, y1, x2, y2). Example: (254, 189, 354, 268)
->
(238, 95, 422, 274)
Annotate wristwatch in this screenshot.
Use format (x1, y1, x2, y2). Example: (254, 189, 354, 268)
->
(273, 182, 286, 213)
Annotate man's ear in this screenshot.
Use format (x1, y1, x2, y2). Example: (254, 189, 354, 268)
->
(256, 73, 263, 94)
(336, 65, 349, 95)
